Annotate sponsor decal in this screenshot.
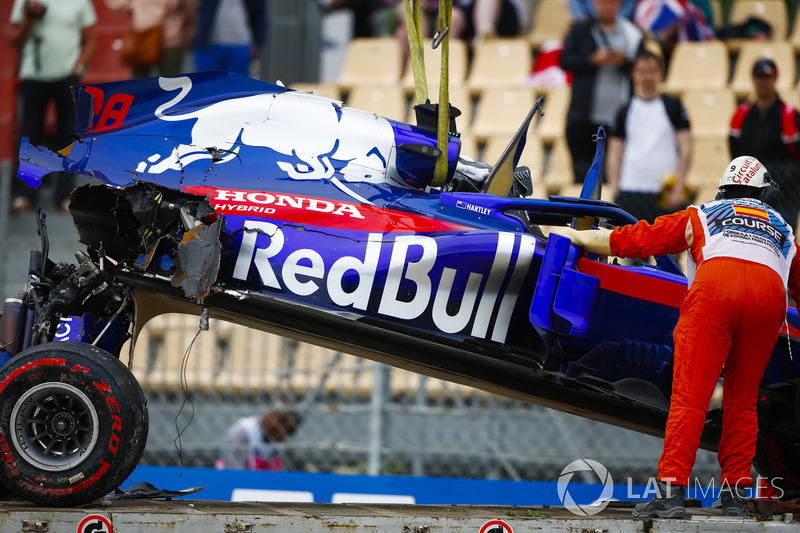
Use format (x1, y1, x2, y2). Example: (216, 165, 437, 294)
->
(138, 76, 395, 204)
(730, 157, 762, 185)
(184, 185, 471, 233)
(704, 202, 790, 256)
(732, 204, 769, 221)
(93, 381, 122, 455)
(77, 514, 113, 533)
(456, 200, 493, 216)
(0, 429, 19, 478)
(83, 86, 133, 133)
(230, 222, 536, 342)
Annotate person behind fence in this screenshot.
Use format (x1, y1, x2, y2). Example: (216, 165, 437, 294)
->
(730, 58, 800, 231)
(560, 0, 642, 184)
(217, 410, 302, 471)
(9, 0, 97, 214)
(606, 44, 692, 224)
(104, 0, 197, 79)
(194, 0, 268, 77)
(547, 156, 800, 519)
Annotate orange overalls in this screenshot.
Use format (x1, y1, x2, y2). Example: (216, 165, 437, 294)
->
(609, 199, 800, 487)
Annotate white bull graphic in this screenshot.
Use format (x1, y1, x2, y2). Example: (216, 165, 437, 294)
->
(136, 76, 397, 204)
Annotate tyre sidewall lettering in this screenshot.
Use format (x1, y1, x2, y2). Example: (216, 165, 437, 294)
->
(0, 343, 148, 505)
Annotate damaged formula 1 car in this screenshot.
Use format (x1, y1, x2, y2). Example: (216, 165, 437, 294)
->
(4, 71, 800, 506)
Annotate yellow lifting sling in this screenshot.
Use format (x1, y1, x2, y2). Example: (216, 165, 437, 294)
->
(403, 0, 452, 187)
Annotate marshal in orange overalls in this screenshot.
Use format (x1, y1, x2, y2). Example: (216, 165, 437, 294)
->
(610, 200, 800, 488)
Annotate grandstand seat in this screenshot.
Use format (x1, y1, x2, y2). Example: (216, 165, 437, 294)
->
(347, 87, 408, 122)
(542, 137, 573, 194)
(289, 343, 337, 395)
(471, 88, 536, 141)
(727, 0, 788, 51)
(534, 87, 570, 142)
(401, 38, 469, 94)
(730, 41, 794, 98)
(389, 367, 421, 398)
(289, 83, 342, 101)
(214, 327, 284, 395)
(528, 0, 573, 49)
(337, 38, 403, 93)
(680, 89, 736, 139)
(326, 354, 375, 396)
(686, 136, 730, 190)
(710, 0, 723, 28)
(457, 134, 478, 161)
(662, 41, 729, 95)
(781, 89, 800, 109)
(83, 34, 130, 85)
(466, 38, 532, 92)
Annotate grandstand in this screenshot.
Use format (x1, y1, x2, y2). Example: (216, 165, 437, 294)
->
(296, 0, 799, 202)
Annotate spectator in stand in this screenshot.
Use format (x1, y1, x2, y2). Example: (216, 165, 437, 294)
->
(560, 0, 642, 183)
(105, 0, 197, 79)
(217, 410, 302, 471)
(461, 0, 528, 44)
(324, 0, 394, 38)
(570, 0, 638, 21)
(607, 44, 692, 223)
(194, 0, 268, 77)
(634, 0, 715, 68)
(9, 0, 96, 214)
(391, 0, 527, 66)
(730, 59, 800, 230)
(391, 0, 468, 68)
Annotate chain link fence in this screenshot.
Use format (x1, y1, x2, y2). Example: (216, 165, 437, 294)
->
(124, 313, 720, 485)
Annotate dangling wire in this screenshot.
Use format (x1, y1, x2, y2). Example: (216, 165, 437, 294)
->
(173, 309, 209, 474)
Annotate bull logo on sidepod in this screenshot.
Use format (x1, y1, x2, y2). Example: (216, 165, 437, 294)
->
(136, 76, 397, 204)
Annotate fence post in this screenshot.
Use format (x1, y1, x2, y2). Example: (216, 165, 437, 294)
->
(367, 361, 387, 476)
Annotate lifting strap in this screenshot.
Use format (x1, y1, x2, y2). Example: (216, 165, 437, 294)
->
(404, 0, 428, 105)
(403, 0, 452, 187)
(432, 0, 452, 187)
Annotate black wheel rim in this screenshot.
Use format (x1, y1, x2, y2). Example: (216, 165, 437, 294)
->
(11, 382, 100, 471)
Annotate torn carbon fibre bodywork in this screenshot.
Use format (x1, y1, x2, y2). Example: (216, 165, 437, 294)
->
(70, 183, 221, 301)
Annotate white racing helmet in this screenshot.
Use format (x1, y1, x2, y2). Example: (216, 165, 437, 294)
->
(717, 155, 780, 207)
(719, 156, 770, 188)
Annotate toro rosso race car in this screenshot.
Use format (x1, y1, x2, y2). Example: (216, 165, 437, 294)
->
(3, 71, 800, 506)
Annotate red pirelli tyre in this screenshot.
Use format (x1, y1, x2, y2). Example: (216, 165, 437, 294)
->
(0, 342, 148, 506)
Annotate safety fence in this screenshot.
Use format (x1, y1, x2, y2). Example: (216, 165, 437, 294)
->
(127, 313, 721, 485)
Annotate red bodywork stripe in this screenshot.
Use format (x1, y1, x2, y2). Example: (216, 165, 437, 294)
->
(779, 322, 800, 338)
(183, 185, 473, 233)
(577, 257, 686, 308)
(0, 358, 66, 396)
